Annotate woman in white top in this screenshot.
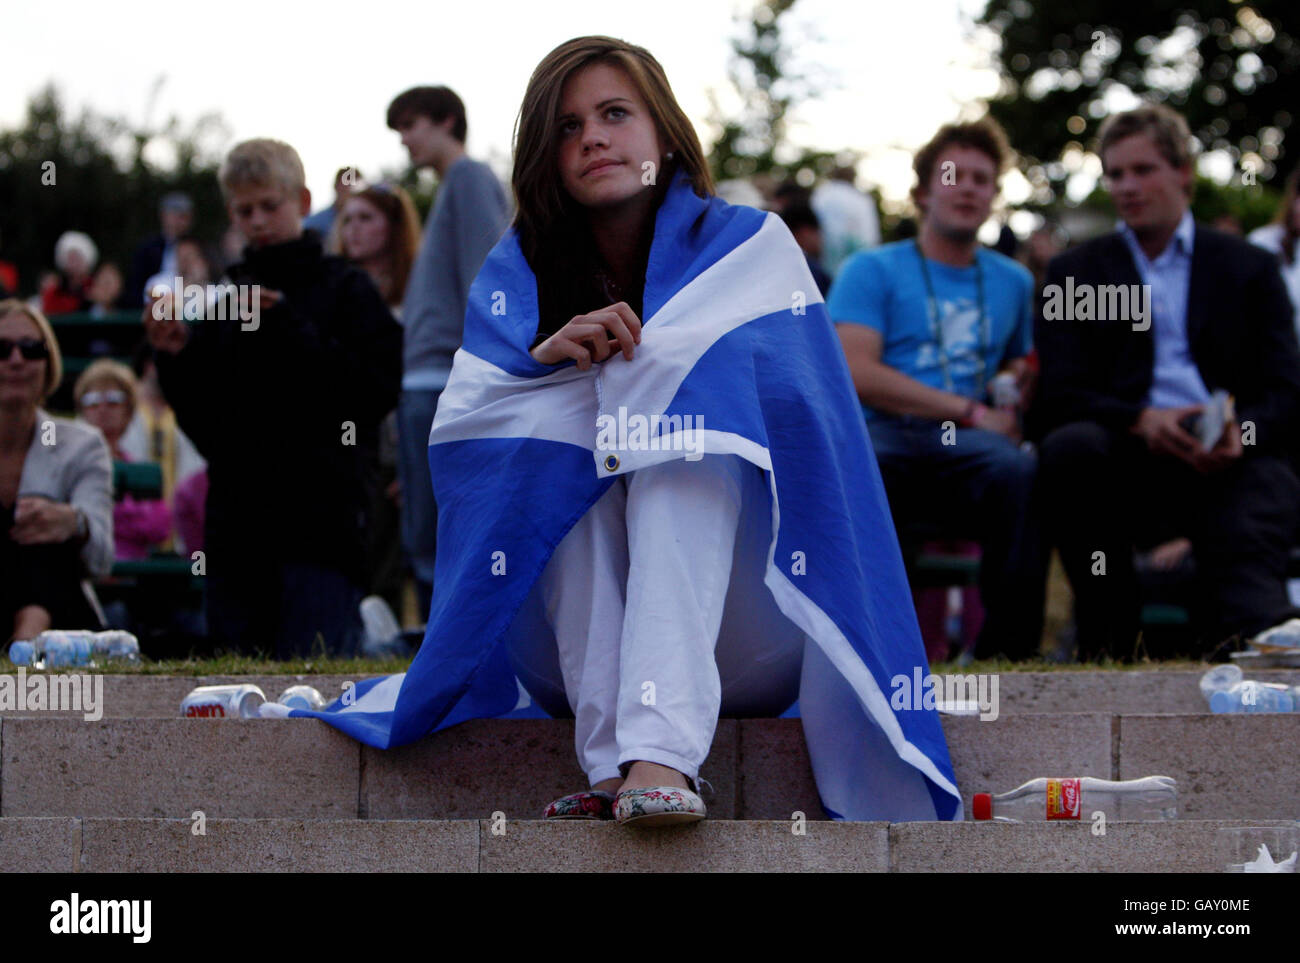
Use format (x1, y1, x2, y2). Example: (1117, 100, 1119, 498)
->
(0, 299, 113, 640)
(1248, 168, 1300, 336)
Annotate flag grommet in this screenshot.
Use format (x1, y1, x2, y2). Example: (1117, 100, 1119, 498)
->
(603, 454, 620, 472)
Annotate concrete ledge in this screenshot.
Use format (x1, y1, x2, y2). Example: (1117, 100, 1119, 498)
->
(4, 817, 1293, 871)
(0, 817, 80, 872)
(0, 719, 360, 818)
(1119, 714, 1300, 819)
(478, 819, 890, 872)
(996, 670, 1300, 715)
(79, 818, 478, 872)
(738, 720, 823, 818)
(5, 712, 1298, 822)
(361, 719, 738, 819)
(891, 819, 1299, 873)
(0, 674, 383, 719)
(2, 669, 1296, 718)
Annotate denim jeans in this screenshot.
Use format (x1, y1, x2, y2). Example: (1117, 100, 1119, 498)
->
(396, 388, 442, 618)
(867, 415, 1047, 659)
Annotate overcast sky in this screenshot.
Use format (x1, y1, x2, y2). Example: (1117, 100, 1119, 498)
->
(7, 0, 1000, 211)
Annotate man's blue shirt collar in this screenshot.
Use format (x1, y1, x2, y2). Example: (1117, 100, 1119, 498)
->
(1120, 208, 1195, 265)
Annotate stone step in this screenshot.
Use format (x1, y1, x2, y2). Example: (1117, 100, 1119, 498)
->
(2, 816, 1292, 873)
(3, 715, 1298, 821)
(3, 669, 1299, 719)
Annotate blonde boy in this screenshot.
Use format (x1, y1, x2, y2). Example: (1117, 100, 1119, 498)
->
(144, 138, 403, 658)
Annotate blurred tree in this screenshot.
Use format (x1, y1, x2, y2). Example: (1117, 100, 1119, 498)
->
(707, 0, 839, 191)
(0, 83, 228, 295)
(1073, 173, 1282, 231)
(978, 0, 1300, 204)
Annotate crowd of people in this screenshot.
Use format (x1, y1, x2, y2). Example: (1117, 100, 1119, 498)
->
(3, 45, 1300, 673)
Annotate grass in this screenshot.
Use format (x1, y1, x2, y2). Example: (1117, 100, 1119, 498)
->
(4, 652, 413, 676)
(6, 649, 1214, 678)
(929, 656, 1212, 673)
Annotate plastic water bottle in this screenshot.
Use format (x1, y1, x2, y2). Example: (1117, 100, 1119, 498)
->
(94, 631, 141, 662)
(7, 640, 36, 666)
(67, 632, 94, 665)
(277, 685, 326, 711)
(1210, 681, 1295, 714)
(972, 776, 1178, 822)
(1199, 664, 1243, 705)
(36, 630, 97, 667)
(41, 633, 75, 667)
(1253, 618, 1300, 649)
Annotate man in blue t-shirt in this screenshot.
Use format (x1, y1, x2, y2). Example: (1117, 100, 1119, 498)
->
(829, 118, 1046, 660)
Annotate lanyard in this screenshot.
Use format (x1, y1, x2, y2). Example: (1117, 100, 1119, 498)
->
(913, 239, 989, 395)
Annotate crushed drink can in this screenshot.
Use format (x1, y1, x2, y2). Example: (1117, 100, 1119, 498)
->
(180, 684, 266, 719)
(988, 371, 1021, 409)
(277, 685, 326, 711)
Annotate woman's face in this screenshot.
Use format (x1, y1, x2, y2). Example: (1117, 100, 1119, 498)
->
(0, 313, 48, 410)
(63, 249, 91, 282)
(556, 62, 666, 213)
(339, 196, 391, 263)
(89, 265, 123, 306)
(78, 380, 132, 445)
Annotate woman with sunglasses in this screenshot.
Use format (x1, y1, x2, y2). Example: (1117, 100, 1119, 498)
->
(0, 300, 114, 642)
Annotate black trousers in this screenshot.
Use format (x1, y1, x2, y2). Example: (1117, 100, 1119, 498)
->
(869, 417, 1048, 660)
(1038, 421, 1300, 659)
(1, 507, 100, 639)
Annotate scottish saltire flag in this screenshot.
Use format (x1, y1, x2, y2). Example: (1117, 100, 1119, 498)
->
(293, 167, 961, 822)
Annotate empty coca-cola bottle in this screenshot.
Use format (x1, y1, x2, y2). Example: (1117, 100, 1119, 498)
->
(972, 776, 1177, 822)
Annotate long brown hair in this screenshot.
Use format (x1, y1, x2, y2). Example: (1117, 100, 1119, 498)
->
(511, 36, 714, 272)
(333, 183, 421, 306)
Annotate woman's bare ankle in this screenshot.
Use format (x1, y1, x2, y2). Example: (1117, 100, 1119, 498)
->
(592, 777, 622, 795)
(619, 760, 689, 792)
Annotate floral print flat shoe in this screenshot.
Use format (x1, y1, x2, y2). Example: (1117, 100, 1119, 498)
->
(614, 786, 707, 826)
(542, 789, 616, 820)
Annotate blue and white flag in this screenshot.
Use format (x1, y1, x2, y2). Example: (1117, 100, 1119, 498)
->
(295, 167, 962, 822)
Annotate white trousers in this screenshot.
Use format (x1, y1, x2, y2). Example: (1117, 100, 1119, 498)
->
(506, 454, 806, 785)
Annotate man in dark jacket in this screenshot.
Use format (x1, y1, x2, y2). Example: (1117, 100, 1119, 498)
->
(145, 139, 402, 658)
(1033, 104, 1300, 659)
(125, 193, 194, 308)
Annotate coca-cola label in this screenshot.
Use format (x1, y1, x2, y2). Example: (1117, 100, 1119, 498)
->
(185, 703, 226, 718)
(1046, 778, 1081, 819)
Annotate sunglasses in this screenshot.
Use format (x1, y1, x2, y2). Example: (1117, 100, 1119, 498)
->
(0, 338, 49, 361)
(80, 389, 128, 408)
